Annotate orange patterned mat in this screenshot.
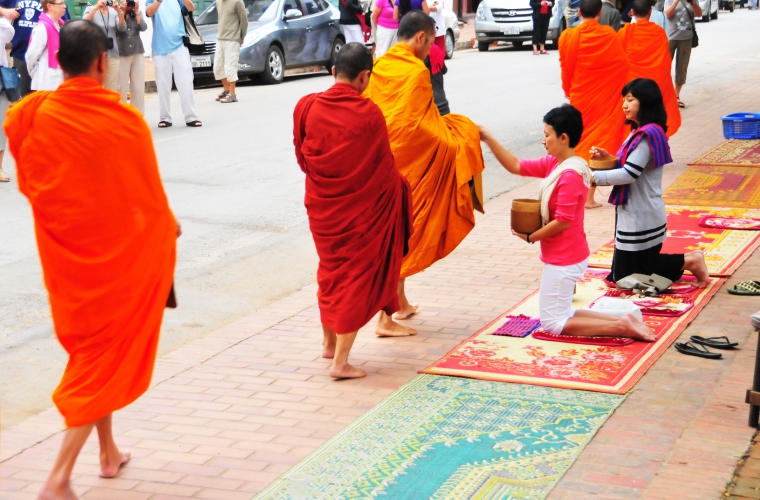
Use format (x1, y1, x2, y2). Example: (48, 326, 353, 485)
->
(663, 165, 760, 208)
(421, 269, 724, 394)
(689, 139, 760, 167)
(588, 206, 760, 277)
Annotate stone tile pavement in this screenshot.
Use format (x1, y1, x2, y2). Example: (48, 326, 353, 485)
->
(1, 81, 759, 500)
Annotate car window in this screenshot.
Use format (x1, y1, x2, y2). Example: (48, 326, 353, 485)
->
(283, 0, 301, 13)
(197, 0, 280, 25)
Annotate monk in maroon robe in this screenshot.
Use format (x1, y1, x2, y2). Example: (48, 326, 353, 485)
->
(293, 43, 413, 379)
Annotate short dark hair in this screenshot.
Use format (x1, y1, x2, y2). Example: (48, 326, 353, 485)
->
(57, 20, 108, 76)
(622, 78, 668, 132)
(579, 0, 602, 18)
(397, 10, 436, 40)
(334, 42, 373, 80)
(632, 0, 652, 16)
(543, 104, 584, 147)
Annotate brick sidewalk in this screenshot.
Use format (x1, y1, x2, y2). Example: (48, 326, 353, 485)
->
(1, 81, 758, 500)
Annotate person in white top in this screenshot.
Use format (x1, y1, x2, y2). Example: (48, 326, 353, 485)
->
(25, 0, 66, 91)
(0, 16, 14, 183)
(426, 0, 445, 52)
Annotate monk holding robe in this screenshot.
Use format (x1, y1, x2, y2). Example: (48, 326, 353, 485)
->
(559, 0, 629, 208)
(5, 21, 177, 500)
(618, 0, 681, 136)
(293, 43, 414, 379)
(364, 11, 485, 322)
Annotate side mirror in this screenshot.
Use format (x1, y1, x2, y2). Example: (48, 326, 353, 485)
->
(284, 8, 303, 19)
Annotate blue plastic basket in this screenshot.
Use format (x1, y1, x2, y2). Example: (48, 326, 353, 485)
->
(721, 113, 760, 140)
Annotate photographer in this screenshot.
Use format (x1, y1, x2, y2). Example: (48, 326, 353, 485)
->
(664, 0, 700, 108)
(84, 0, 126, 90)
(116, 0, 146, 113)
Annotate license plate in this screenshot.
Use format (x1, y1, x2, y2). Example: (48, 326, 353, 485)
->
(191, 56, 211, 68)
(501, 26, 520, 35)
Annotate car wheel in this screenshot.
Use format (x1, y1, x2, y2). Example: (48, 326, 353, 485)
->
(478, 41, 490, 52)
(512, 41, 523, 47)
(444, 30, 455, 60)
(702, 9, 710, 20)
(261, 45, 284, 85)
(325, 37, 344, 73)
(711, 3, 718, 17)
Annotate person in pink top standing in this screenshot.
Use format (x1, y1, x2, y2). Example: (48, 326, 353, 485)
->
(372, 0, 398, 57)
(479, 104, 656, 342)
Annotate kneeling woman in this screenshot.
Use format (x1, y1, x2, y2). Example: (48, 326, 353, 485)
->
(590, 78, 709, 286)
(480, 105, 655, 341)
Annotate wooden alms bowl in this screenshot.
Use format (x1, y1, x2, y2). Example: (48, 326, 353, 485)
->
(511, 199, 541, 234)
(589, 156, 619, 170)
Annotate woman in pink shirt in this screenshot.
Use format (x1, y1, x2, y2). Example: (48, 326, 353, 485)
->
(371, 0, 399, 58)
(480, 105, 655, 341)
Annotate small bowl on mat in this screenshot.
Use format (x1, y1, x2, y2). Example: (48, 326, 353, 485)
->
(589, 156, 619, 170)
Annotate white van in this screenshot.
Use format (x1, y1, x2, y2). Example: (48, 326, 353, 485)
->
(474, 0, 568, 51)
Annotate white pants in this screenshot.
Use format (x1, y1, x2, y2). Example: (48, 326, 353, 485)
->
(119, 54, 146, 115)
(539, 258, 589, 335)
(153, 45, 199, 124)
(342, 24, 364, 44)
(213, 40, 240, 83)
(374, 25, 397, 58)
(105, 57, 120, 91)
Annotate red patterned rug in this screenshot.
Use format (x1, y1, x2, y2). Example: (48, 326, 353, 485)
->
(689, 139, 760, 168)
(663, 165, 760, 208)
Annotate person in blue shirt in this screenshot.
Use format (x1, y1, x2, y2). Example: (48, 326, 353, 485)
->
(0, 0, 69, 96)
(145, 0, 201, 127)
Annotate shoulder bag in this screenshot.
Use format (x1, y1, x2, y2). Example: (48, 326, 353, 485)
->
(678, 0, 698, 48)
(177, 0, 205, 54)
(0, 66, 20, 102)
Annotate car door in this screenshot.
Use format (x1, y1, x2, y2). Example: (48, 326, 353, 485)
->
(282, 0, 310, 65)
(302, 0, 333, 62)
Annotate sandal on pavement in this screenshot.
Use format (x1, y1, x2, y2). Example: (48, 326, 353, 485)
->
(728, 280, 760, 295)
(158, 121, 172, 128)
(675, 341, 722, 359)
(678, 98, 685, 108)
(219, 94, 238, 103)
(0, 168, 9, 182)
(533, 50, 539, 55)
(540, 49, 549, 54)
(215, 90, 229, 101)
(690, 335, 738, 349)
(186, 120, 203, 127)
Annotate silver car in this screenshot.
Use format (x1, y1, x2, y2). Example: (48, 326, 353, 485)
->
(193, 0, 344, 84)
(475, 0, 567, 51)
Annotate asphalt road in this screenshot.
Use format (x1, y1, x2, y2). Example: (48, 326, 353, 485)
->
(2, 9, 759, 427)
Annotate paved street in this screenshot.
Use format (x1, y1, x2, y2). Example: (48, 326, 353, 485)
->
(1, 2, 759, 478)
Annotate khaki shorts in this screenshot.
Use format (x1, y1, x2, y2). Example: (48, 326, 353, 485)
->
(214, 40, 241, 83)
(669, 38, 692, 86)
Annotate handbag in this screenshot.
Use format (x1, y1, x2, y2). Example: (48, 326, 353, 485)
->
(616, 273, 673, 296)
(0, 66, 20, 102)
(678, 0, 698, 48)
(177, 0, 205, 55)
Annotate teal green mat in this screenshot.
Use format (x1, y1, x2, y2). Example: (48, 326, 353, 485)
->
(254, 375, 625, 500)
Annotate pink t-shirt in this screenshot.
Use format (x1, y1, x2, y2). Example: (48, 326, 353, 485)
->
(519, 156, 590, 266)
(375, 0, 398, 29)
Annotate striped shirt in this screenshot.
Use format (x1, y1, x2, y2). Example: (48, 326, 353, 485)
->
(594, 137, 667, 251)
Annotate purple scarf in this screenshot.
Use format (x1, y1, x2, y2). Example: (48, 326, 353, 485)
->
(609, 123, 673, 206)
(34, 13, 63, 70)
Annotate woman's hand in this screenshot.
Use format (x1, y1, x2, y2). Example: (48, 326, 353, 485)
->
(589, 146, 611, 159)
(511, 229, 529, 242)
(478, 125, 493, 143)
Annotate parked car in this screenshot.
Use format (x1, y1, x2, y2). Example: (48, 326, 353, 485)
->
(719, 0, 734, 12)
(699, 0, 719, 20)
(475, 0, 567, 51)
(193, 0, 345, 84)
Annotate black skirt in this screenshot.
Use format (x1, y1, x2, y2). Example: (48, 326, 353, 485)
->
(607, 243, 686, 283)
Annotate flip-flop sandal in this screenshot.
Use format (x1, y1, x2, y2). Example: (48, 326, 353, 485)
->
(186, 120, 203, 127)
(678, 99, 685, 108)
(728, 280, 760, 295)
(158, 121, 172, 128)
(215, 91, 229, 101)
(690, 335, 738, 349)
(674, 341, 722, 359)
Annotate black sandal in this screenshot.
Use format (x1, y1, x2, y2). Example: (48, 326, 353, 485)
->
(158, 121, 172, 128)
(674, 341, 722, 359)
(186, 120, 203, 127)
(690, 336, 738, 349)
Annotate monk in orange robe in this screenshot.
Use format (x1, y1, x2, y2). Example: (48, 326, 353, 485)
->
(5, 21, 177, 500)
(618, 0, 681, 136)
(364, 11, 485, 321)
(293, 43, 414, 378)
(559, 0, 629, 208)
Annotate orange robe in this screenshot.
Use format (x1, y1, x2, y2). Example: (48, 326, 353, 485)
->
(364, 43, 485, 278)
(559, 20, 630, 161)
(5, 77, 176, 428)
(618, 19, 681, 136)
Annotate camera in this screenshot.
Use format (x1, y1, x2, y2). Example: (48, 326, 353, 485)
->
(126, 0, 135, 6)
(107, 37, 114, 49)
(105, 0, 113, 6)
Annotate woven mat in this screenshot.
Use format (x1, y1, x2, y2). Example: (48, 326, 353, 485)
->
(253, 375, 624, 500)
(663, 165, 760, 208)
(421, 269, 724, 394)
(689, 139, 760, 167)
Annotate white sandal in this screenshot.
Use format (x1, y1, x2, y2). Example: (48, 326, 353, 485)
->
(0, 168, 9, 182)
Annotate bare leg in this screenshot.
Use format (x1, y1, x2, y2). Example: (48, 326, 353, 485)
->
(322, 324, 336, 359)
(675, 83, 683, 98)
(329, 329, 366, 379)
(562, 312, 656, 342)
(540, 43, 545, 51)
(0, 150, 8, 182)
(221, 78, 230, 93)
(376, 311, 417, 337)
(394, 279, 418, 320)
(229, 81, 236, 95)
(585, 186, 602, 209)
(533, 44, 538, 52)
(38, 423, 95, 500)
(96, 414, 130, 478)
(683, 251, 709, 287)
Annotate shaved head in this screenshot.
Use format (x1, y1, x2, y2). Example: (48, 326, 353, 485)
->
(334, 42, 373, 80)
(58, 20, 108, 76)
(397, 10, 436, 40)
(632, 0, 652, 16)
(579, 0, 602, 18)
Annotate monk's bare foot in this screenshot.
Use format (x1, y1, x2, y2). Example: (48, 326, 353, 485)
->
(376, 320, 417, 337)
(687, 251, 709, 287)
(329, 363, 367, 379)
(394, 304, 418, 320)
(38, 487, 78, 500)
(585, 201, 602, 209)
(322, 346, 335, 359)
(100, 449, 130, 478)
(621, 314, 656, 342)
